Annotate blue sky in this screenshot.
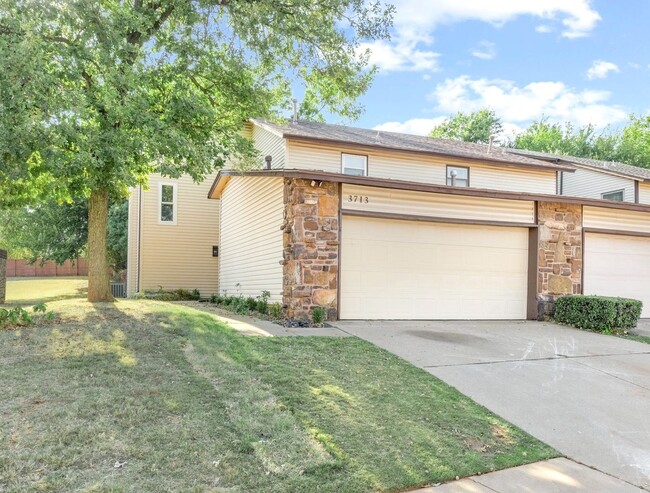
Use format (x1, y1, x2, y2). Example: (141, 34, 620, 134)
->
(343, 1, 650, 138)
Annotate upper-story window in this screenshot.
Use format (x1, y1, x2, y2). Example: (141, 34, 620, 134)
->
(159, 183, 177, 224)
(446, 165, 469, 187)
(601, 189, 624, 202)
(342, 153, 367, 176)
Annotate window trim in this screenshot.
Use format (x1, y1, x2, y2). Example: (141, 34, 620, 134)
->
(601, 189, 625, 202)
(158, 182, 178, 225)
(446, 165, 470, 187)
(341, 152, 368, 177)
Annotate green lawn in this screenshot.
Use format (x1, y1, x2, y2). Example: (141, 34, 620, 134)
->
(4, 277, 88, 305)
(0, 280, 557, 492)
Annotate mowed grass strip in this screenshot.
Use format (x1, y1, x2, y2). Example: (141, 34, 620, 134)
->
(3, 277, 88, 306)
(0, 298, 557, 493)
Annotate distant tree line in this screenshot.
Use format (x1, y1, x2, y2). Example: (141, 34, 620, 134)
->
(429, 109, 650, 167)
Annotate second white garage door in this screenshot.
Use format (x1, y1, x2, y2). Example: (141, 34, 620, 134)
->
(584, 233, 650, 318)
(340, 215, 529, 320)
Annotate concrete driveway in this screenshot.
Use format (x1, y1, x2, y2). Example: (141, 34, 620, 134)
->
(333, 320, 650, 491)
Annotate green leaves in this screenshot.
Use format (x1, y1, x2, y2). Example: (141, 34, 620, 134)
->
(554, 295, 642, 332)
(429, 109, 503, 144)
(0, 0, 393, 203)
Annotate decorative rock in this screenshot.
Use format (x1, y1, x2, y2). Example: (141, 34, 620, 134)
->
(548, 275, 572, 294)
(282, 179, 340, 321)
(312, 289, 336, 306)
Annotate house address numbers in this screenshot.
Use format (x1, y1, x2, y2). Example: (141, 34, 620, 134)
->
(347, 195, 369, 204)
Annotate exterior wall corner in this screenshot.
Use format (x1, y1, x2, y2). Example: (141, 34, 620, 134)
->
(282, 178, 340, 321)
(534, 201, 583, 319)
(0, 249, 6, 304)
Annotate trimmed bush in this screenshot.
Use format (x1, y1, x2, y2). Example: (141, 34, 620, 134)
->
(554, 295, 642, 332)
(311, 307, 326, 325)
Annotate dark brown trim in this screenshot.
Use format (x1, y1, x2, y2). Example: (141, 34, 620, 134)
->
(336, 182, 343, 321)
(342, 209, 538, 229)
(209, 169, 650, 213)
(583, 227, 650, 238)
(527, 228, 539, 320)
(285, 136, 575, 172)
(635, 180, 640, 204)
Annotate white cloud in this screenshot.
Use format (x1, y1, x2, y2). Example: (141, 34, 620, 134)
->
(535, 24, 554, 33)
(373, 117, 447, 136)
(586, 60, 620, 80)
(358, 40, 439, 72)
(365, 0, 601, 73)
(428, 75, 627, 128)
(471, 41, 496, 60)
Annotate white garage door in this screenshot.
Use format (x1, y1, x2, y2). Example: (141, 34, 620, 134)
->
(584, 233, 650, 318)
(340, 215, 529, 320)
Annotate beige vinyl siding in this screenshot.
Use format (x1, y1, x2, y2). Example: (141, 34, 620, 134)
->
(639, 182, 650, 205)
(342, 184, 535, 224)
(583, 206, 650, 234)
(219, 176, 284, 300)
(126, 186, 141, 296)
(136, 172, 220, 296)
(286, 141, 555, 194)
(560, 168, 635, 202)
(469, 165, 555, 194)
(252, 125, 286, 169)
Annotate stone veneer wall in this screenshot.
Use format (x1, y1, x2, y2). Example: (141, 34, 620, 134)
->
(536, 202, 582, 318)
(0, 249, 6, 304)
(282, 179, 340, 320)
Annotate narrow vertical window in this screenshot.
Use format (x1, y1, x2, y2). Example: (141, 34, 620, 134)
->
(159, 183, 177, 224)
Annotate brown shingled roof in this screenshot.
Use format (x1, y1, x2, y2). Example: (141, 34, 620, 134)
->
(251, 119, 575, 172)
(508, 148, 650, 181)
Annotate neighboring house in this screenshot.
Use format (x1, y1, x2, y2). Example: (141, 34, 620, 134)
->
(510, 148, 650, 204)
(128, 120, 650, 321)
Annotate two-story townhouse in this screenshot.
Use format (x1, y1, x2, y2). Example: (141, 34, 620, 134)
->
(510, 148, 650, 204)
(128, 119, 650, 321)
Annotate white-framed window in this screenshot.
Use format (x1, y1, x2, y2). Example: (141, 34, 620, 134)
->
(158, 182, 177, 224)
(601, 189, 624, 202)
(342, 153, 367, 176)
(446, 165, 469, 187)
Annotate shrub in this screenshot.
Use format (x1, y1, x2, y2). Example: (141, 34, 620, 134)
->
(191, 289, 201, 300)
(311, 307, 326, 325)
(245, 297, 257, 311)
(256, 299, 268, 315)
(268, 303, 283, 320)
(209, 294, 217, 303)
(554, 295, 642, 332)
(1, 307, 33, 329)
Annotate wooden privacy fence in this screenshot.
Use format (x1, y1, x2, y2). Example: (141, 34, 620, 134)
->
(7, 258, 88, 277)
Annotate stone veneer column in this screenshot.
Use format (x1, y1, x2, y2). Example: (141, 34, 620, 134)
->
(536, 202, 582, 318)
(282, 178, 340, 321)
(0, 249, 6, 304)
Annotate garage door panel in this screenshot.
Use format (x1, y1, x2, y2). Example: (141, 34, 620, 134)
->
(584, 233, 650, 318)
(340, 216, 529, 320)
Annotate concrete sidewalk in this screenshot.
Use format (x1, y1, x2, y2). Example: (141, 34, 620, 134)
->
(414, 458, 643, 492)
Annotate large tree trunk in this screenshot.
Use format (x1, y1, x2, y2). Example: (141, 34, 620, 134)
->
(87, 187, 114, 302)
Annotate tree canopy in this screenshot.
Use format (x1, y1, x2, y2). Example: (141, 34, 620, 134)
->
(0, 0, 394, 300)
(429, 109, 502, 144)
